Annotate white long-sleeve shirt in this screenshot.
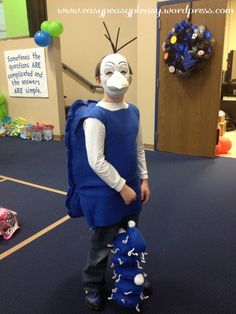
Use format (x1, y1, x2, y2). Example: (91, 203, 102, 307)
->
(83, 101, 148, 192)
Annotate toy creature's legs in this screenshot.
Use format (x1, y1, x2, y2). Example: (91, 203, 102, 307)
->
(82, 214, 139, 293)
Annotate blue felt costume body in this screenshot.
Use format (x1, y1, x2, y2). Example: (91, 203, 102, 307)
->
(65, 99, 142, 228)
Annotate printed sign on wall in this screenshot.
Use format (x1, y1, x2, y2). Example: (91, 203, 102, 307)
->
(4, 48, 48, 97)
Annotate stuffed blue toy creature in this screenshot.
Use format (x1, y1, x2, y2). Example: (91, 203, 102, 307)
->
(108, 221, 149, 312)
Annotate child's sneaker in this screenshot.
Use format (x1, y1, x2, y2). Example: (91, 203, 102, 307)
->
(143, 280, 153, 297)
(84, 290, 104, 311)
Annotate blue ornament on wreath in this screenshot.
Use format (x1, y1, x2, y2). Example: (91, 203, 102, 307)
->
(34, 30, 52, 47)
(163, 20, 215, 77)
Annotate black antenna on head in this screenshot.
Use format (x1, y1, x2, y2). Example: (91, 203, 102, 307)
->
(116, 37, 137, 53)
(103, 22, 116, 53)
(115, 27, 120, 51)
(103, 22, 137, 53)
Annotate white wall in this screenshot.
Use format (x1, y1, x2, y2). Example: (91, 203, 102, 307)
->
(137, 0, 158, 146)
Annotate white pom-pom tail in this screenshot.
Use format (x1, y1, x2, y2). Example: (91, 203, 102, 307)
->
(134, 274, 144, 285)
(128, 220, 136, 228)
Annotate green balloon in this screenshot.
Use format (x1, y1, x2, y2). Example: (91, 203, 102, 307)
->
(48, 21, 64, 37)
(0, 92, 5, 104)
(40, 20, 51, 33)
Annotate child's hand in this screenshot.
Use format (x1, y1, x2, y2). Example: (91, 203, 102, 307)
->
(120, 184, 137, 205)
(141, 179, 150, 204)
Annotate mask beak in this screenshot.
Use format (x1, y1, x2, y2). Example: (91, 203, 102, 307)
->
(106, 72, 129, 90)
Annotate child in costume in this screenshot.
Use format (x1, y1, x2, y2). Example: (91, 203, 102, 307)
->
(65, 51, 151, 310)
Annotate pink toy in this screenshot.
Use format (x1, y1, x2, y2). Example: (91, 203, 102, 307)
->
(0, 207, 20, 240)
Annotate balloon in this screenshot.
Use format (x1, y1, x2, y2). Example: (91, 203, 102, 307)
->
(215, 142, 222, 155)
(219, 137, 232, 154)
(0, 92, 5, 104)
(48, 21, 64, 37)
(34, 31, 52, 47)
(0, 102, 7, 122)
(40, 20, 51, 33)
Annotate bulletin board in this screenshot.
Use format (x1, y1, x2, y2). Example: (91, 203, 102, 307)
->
(4, 48, 48, 98)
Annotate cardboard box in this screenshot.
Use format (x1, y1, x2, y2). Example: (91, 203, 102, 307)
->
(218, 120, 227, 135)
(218, 110, 225, 123)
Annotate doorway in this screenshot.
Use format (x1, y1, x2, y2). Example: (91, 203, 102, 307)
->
(155, 0, 227, 158)
(220, 0, 236, 158)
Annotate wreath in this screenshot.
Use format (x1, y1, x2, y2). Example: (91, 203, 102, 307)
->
(163, 20, 215, 77)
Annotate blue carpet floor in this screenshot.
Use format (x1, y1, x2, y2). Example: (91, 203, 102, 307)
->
(0, 137, 67, 190)
(0, 137, 235, 313)
(0, 180, 66, 252)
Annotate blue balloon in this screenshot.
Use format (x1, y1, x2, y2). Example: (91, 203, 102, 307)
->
(34, 31, 52, 47)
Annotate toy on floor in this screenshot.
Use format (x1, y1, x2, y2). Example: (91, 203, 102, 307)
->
(216, 136, 232, 155)
(42, 124, 54, 141)
(108, 221, 149, 312)
(0, 122, 6, 136)
(31, 123, 43, 141)
(0, 207, 20, 240)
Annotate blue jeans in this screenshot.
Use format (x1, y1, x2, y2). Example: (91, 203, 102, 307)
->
(82, 214, 139, 293)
